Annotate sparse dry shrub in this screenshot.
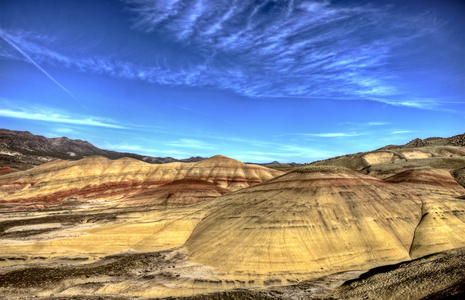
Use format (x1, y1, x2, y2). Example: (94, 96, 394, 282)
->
(294, 165, 350, 173)
(453, 168, 465, 188)
(403, 166, 432, 171)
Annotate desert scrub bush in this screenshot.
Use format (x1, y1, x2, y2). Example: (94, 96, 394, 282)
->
(308, 155, 366, 170)
(265, 164, 297, 172)
(294, 165, 350, 173)
(405, 166, 432, 171)
(266, 164, 293, 168)
(453, 168, 465, 188)
(369, 157, 465, 173)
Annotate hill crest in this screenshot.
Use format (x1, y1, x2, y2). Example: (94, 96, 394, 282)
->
(0, 154, 283, 210)
(0, 128, 205, 170)
(379, 133, 465, 150)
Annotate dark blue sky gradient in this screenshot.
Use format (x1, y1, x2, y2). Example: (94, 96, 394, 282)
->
(0, 0, 464, 163)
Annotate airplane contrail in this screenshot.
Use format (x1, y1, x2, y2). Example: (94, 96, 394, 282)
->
(0, 31, 89, 112)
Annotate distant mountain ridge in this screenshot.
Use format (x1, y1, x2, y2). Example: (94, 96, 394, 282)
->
(0, 128, 204, 170)
(307, 132, 465, 173)
(378, 133, 465, 150)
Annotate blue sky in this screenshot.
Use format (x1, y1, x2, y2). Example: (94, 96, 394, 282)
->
(0, 0, 464, 163)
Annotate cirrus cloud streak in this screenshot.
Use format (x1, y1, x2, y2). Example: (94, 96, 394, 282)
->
(0, 1, 446, 109)
(0, 105, 126, 129)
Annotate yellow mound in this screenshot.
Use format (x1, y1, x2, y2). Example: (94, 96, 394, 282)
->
(384, 168, 465, 258)
(1, 166, 465, 298)
(0, 155, 283, 207)
(185, 169, 422, 281)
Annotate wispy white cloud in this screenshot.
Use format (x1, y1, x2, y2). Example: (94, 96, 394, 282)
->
(0, 30, 88, 112)
(165, 138, 217, 150)
(53, 128, 76, 134)
(390, 101, 431, 109)
(391, 130, 414, 134)
(164, 149, 193, 156)
(233, 154, 280, 163)
(297, 132, 365, 137)
(122, 0, 438, 103)
(340, 121, 389, 126)
(103, 143, 159, 154)
(234, 143, 342, 163)
(0, 106, 125, 129)
(367, 122, 389, 126)
(0, 1, 442, 109)
(166, 133, 342, 161)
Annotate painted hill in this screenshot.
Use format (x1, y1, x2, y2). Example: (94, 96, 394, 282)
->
(383, 167, 465, 258)
(361, 156, 465, 179)
(119, 179, 231, 206)
(0, 128, 204, 170)
(308, 134, 465, 173)
(161, 247, 465, 299)
(0, 134, 464, 299)
(379, 132, 465, 149)
(184, 166, 424, 281)
(1, 164, 464, 298)
(0, 155, 283, 210)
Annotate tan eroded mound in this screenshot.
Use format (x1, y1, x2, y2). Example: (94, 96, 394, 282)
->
(440, 147, 465, 157)
(0, 167, 18, 176)
(1, 166, 465, 298)
(0, 155, 283, 208)
(136, 247, 465, 300)
(119, 179, 231, 206)
(184, 167, 423, 281)
(362, 149, 446, 166)
(384, 168, 465, 195)
(362, 151, 397, 165)
(0, 203, 211, 263)
(363, 156, 465, 179)
(399, 150, 433, 159)
(384, 168, 465, 258)
(310, 146, 465, 171)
